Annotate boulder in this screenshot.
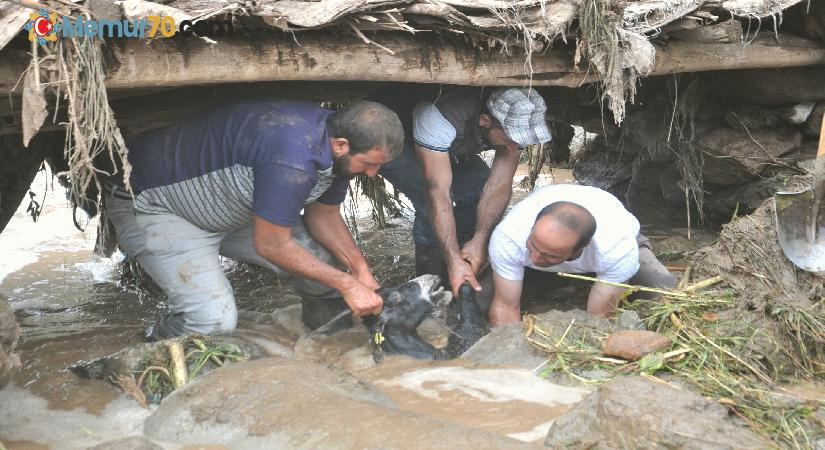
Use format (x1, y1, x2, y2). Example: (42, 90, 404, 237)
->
(232, 305, 308, 358)
(144, 357, 533, 449)
(462, 323, 548, 370)
(616, 311, 645, 331)
(601, 330, 671, 361)
(361, 358, 590, 443)
(0, 293, 20, 389)
(571, 137, 635, 201)
(293, 325, 376, 372)
(699, 126, 802, 186)
(544, 376, 765, 449)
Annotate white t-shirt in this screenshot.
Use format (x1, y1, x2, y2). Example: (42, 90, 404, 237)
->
(489, 184, 641, 283)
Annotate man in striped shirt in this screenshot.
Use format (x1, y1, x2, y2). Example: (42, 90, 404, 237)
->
(106, 100, 404, 339)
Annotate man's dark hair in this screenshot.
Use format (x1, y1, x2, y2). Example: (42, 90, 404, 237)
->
(535, 201, 597, 251)
(326, 101, 404, 159)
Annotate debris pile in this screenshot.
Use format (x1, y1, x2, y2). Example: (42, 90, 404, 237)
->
(519, 209, 825, 447)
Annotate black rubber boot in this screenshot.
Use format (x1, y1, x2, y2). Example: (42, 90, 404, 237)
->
(301, 297, 353, 333)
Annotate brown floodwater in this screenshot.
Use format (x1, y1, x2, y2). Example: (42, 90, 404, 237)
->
(359, 356, 587, 441)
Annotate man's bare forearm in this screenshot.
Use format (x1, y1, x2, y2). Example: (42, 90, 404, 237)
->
(587, 282, 626, 317)
(473, 148, 519, 242)
(257, 238, 355, 294)
(427, 189, 462, 264)
(304, 203, 370, 275)
(474, 181, 512, 242)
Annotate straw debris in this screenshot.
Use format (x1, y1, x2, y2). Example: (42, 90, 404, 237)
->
(525, 272, 825, 447)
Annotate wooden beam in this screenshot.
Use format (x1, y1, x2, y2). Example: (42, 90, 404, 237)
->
(1, 32, 824, 95)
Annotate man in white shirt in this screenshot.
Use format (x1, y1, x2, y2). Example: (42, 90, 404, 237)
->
(487, 184, 677, 326)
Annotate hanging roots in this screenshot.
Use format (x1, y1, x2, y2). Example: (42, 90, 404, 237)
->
(576, 0, 655, 123)
(58, 32, 132, 207)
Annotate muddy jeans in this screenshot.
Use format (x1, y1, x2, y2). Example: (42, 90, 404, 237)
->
(105, 189, 339, 339)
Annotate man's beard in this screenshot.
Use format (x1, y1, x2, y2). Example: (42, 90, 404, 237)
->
(332, 153, 352, 178)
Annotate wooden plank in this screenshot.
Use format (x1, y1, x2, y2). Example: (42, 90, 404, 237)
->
(0, 32, 824, 95)
(0, 4, 30, 51)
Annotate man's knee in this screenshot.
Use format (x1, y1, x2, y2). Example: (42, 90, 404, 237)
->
(184, 298, 238, 335)
(155, 283, 239, 337)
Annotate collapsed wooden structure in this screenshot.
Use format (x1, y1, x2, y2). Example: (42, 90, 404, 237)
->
(1, 0, 825, 232)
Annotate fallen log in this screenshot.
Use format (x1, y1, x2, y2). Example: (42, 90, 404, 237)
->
(1, 32, 825, 95)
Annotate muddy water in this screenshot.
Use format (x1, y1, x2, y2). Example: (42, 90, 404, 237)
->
(1, 189, 161, 414)
(359, 357, 587, 442)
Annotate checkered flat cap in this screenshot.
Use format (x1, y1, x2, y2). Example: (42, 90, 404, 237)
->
(486, 88, 552, 148)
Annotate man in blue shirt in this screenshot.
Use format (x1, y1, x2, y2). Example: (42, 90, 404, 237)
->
(105, 100, 404, 338)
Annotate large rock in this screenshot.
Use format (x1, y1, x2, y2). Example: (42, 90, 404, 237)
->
(529, 309, 613, 341)
(462, 323, 548, 370)
(0, 293, 20, 389)
(699, 126, 803, 186)
(544, 376, 764, 449)
(571, 137, 635, 201)
(144, 357, 533, 449)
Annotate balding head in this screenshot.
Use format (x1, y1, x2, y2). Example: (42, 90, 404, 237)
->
(527, 201, 597, 267)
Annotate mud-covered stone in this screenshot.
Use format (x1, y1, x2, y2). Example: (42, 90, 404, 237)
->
(601, 330, 671, 361)
(144, 357, 533, 449)
(544, 376, 764, 449)
(571, 137, 635, 201)
(0, 293, 20, 389)
(462, 323, 547, 370)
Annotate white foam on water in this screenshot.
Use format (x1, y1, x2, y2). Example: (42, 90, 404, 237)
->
(74, 252, 126, 283)
(375, 366, 588, 405)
